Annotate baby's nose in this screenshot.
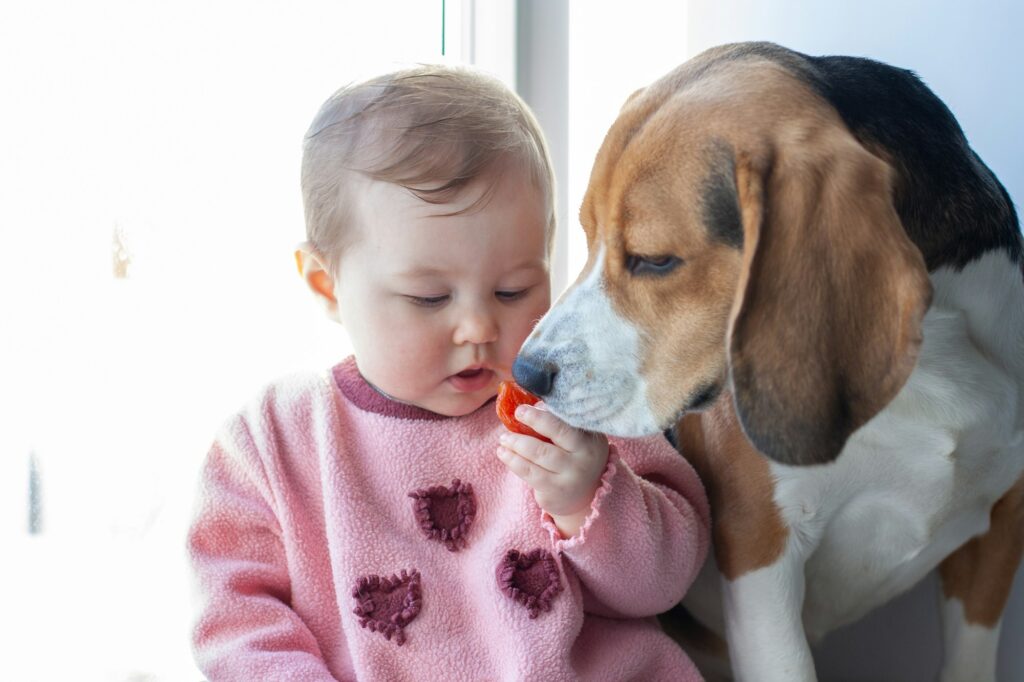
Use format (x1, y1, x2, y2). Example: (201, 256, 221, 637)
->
(453, 309, 499, 345)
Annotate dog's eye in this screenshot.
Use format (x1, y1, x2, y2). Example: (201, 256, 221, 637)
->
(625, 254, 682, 276)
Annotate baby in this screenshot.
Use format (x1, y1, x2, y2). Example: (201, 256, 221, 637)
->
(188, 65, 710, 681)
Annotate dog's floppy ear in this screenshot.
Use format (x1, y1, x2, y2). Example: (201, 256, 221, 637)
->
(727, 131, 932, 466)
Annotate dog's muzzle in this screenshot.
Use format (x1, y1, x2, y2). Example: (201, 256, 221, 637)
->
(512, 252, 661, 437)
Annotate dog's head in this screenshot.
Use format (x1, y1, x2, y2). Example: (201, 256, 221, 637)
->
(516, 45, 932, 465)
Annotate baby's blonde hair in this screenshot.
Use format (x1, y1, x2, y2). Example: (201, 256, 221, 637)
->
(301, 65, 556, 271)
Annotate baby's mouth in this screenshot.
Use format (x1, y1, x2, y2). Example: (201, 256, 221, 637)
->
(448, 367, 495, 392)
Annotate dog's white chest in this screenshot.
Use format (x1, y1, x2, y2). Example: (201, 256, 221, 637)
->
(771, 252, 1024, 637)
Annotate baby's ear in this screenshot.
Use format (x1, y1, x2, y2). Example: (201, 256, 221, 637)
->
(294, 243, 341, 323)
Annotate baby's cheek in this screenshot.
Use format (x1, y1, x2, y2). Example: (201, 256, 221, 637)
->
(385, 338, 438, 376)
(356, 327, 428, 392)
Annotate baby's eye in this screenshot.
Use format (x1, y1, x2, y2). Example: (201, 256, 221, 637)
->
(496, 289, 528, 302)
(407, 294, 450, 307)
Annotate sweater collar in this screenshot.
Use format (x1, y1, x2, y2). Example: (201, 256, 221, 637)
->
(332, 356, 495, 421)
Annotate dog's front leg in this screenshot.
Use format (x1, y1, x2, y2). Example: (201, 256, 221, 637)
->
(937, 474, 1024, 682)
(721, 549, 815, 682)
(676, 406, 817, 680)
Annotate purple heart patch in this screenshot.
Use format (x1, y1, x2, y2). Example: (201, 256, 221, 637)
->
(409, 479, 476, 551)
(352, 568, 422, 645)
(497, 548, 562, 618)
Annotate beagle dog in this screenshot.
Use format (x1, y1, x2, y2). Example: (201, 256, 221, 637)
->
(514, 42, 1024, 681)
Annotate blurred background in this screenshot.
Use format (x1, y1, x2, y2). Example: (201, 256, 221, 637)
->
(0, 1, 1020, 679)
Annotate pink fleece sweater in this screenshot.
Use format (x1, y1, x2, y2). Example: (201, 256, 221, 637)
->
(188, 357, 710, 681)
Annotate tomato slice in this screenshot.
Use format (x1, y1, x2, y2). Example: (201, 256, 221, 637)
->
(496, 381, 552, 443)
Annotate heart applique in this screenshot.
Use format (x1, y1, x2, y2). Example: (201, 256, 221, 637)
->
(409, 479, 476, 551)
(496, 548, 562, 618)
(352, 569, 422, 645)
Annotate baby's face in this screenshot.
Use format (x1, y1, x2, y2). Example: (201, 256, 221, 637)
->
(335, 166, 551, 416)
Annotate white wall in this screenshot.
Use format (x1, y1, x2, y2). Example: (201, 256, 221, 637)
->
(683, 2, 1024, 680)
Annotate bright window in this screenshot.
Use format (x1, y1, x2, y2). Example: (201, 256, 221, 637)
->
(0, 2, 497, 679)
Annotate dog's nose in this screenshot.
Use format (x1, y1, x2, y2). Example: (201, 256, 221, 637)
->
(512, 356, 557, 397)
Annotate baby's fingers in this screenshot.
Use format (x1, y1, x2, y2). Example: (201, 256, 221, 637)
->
(515, 404, 585, 452)
(496, 445, 556, 487)
(498, 432, 563, 472)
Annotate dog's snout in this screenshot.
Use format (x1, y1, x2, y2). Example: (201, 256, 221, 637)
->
(512, 356, 557, 397)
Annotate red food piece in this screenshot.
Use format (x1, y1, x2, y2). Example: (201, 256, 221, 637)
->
(496, 381, 552, 444)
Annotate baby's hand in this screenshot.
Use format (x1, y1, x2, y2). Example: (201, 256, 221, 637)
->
(496, 404, 609, 538)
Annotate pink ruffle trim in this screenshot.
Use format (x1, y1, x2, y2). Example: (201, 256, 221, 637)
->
(541, 446, 619, 551)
